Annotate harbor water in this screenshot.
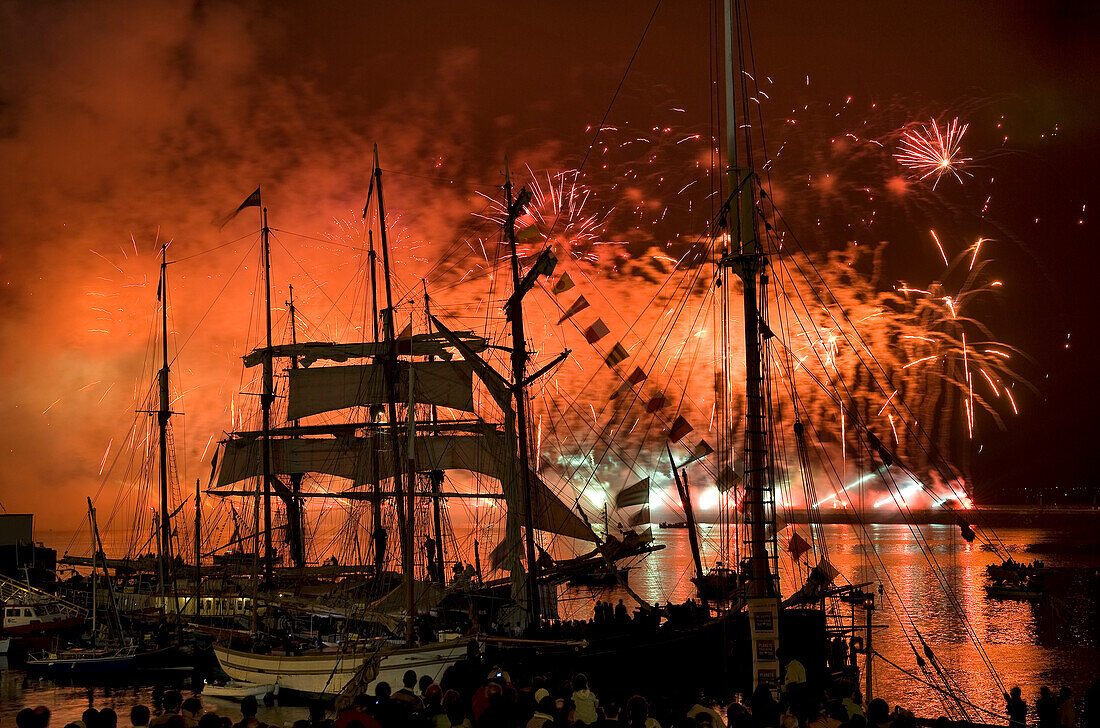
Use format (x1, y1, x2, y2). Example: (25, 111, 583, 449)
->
(2, 524, 1097, 725)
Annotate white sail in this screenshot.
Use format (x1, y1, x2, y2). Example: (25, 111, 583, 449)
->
(215, 429, 595, 542)
(287, 361, 476, 419)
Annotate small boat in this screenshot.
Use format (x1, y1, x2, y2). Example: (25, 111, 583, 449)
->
(984, 582, 1045, 600)
(568, 566, 630, 586)
(203, 680, 279, 699)
(24, 644, 138, 674)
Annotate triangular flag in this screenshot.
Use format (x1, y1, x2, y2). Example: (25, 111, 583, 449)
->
(614, 477, 650, 508)
(646, 394, 668, 413)
(683, 439, 714, 466)
(638, 526, 654, 542)
(813, 558, 839, 584)
(556, 296, 590, 324)
(489, 537, 513, 570)
(668, 415, 694, 443)
(551, 272, 575, 295)
(216, 187, 261, 229)
(610, 367, 648, 400)
(396, 323, 414, 354)
(207, 447, 220, 486)
(516, 225, 541, 243)
(584, 319, 610, 344)
(604, 342, 629, 368)
(787, 531, 812, 561)
(628, 505, 651, 527)
(716, 464, 742, 493)
(397, 323, 413, 339)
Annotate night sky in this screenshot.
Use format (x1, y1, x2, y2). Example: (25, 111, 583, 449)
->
(1, 1, 1098, 528)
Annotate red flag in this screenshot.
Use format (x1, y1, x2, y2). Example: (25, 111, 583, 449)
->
(556, 295, 590, 324)
(551, 272, 575, 295)
(716, 465, 742, 493)
(216, 187, 261, 229)
(645, 394, 668, 413)
(610, 367, 648, 400)
(787, 532, 812, 561)
(668, 415, 694, 443)
(584, 319, 610, 344)
(683, 439, 714, 466)
(604, 342, 629, 368)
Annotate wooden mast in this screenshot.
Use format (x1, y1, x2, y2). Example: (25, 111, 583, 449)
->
(424, 285, 446, 582)
(260, 208, 276, 583)
(285, 286, 306, 568)
(503, 161, 541, 627)
(722, 0, 780, 691)
(367, 229, 384, 569)
(157, 246, 174, 593)
(372, 145, 415, 646)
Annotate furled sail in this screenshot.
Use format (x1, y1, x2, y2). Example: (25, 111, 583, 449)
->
(288, 361, 476, 419)
(215, 428, 595, 542)
(242, 332, 489, 368)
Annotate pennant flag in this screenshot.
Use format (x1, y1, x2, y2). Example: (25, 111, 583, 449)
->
(396, 322, 414, 354)
(584, 319, 610, 344)
(638, 526, 654, 542)
(716, 464, 742, 493)
(787, 531, 812, 561)
(551, 272, 575, 295)
(813, 558, 839, 584)
(645, 394, 668, 413)
(207, 447, 220, 486)
(610, 367, 648, 400)
(683, 439, 714, 466)
(516, 225, 542, 244)
(668, 415, 694, 443)
(604, 342, 629, 368)
(489, 537, 513, 570)
(628, 505, 651, 527)
(614, 477, 650, 508)
(216, 187, 261, 229)
(556, 295, 590, 324)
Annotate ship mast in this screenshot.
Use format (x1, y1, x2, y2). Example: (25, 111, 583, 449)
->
(368, 230, 384, 564)
(285, 286, 306, 568)
(721, 0, 780, 689)
(157, 246, 174, 593)
(503, 162, 541, 627)
(260, 208, 276, 583)
(372, 146, 416, 646)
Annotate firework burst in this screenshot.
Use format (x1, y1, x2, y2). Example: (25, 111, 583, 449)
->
(895, 118, 972, 188)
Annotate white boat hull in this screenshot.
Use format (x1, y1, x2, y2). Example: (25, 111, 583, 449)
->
(213, 639, 470, 696)
(203, 680, 279, 699)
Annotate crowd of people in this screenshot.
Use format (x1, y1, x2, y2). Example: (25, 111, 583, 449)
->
(10, 664, 1099, 728)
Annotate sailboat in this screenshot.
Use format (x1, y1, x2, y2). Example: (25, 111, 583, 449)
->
(188, 0, 1021, 711)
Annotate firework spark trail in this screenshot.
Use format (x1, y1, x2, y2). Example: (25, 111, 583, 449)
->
(895, 118, 972, 188)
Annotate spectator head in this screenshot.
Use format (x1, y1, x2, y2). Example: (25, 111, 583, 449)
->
(82, 709, 100, 728)
(849, 716, 868, 728)
(572, 673, 589, 692)
(308, 701, 327, 721)
(626, 695, 650, 723)
(17, 709, 37, 728)
(163, 718, 185, 728)
(130, 706, 150, 728)
(418, 675, 434, 694)
(240, 696, 259, 718)
(181, 699, 202, 720)
(375, 682, 391, 700)
(198, 716, 221, 728)
(402, 670, 417, 689)
(1058, 687, 1071, 701)
(1010, 686, 1022, 699)
(868, 699, 890, 725)
(534, 688, 550, 705)
(351, 694, 371, 710)
(423, 684, 442, 707)
(34, 707, 52, 728)
(99, 710, 117, 728)
(163, 691, 183, 713)
(538, 697, 557, 716)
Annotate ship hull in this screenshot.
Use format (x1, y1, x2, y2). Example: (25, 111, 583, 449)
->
(213, 639, 470, 696)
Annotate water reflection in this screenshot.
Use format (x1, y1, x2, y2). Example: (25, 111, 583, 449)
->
(4, 525, 1097, 723)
